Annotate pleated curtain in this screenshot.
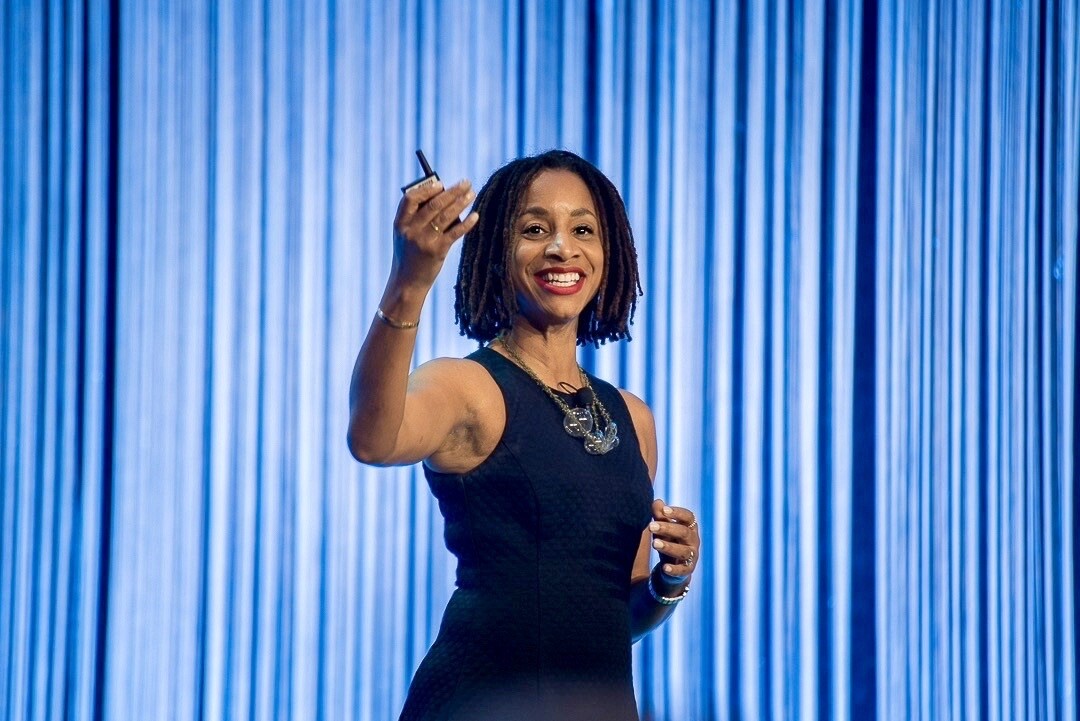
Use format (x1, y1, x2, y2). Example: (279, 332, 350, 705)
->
(2, 1, 1077, 719)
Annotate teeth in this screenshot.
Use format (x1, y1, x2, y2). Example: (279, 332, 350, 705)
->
(543, 272, 581, 286)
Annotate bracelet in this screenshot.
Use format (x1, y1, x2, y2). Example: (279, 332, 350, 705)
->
(376, 308, 419, 330)
(648, 573, 690, 606)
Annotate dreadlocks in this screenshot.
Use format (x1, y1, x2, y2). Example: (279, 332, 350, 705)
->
(454, 150, 642, 347)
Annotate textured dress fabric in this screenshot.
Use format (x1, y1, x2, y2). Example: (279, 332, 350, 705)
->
(398, 347, 654, 721)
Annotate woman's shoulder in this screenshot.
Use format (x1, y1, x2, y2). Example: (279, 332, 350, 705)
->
(613, 387, 657, 478)
(615, 386, 650, 412)
(411, 354, 499, 394)
(412, 354, 506, 474)
(615, 388, 655, 428)
(412, 353, 509, 425)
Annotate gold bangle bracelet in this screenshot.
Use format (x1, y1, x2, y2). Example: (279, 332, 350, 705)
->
(375, 308, 419, 330)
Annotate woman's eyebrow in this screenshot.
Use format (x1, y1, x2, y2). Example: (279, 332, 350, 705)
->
(518, 206, 550, 217)
(517, 206, 597, 218)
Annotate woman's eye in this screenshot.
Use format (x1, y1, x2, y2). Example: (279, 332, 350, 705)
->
(574, 225, 595, 236)
(522, 224, 545, 236)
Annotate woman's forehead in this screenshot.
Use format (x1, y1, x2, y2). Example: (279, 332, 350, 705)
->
(518, 169, 596, 212)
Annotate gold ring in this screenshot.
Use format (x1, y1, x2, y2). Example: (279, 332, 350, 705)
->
(430, 221, 441, 233)
(687, 520, 698, 530)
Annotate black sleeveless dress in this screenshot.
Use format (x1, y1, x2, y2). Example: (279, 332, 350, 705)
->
(398, 347, 654, 720)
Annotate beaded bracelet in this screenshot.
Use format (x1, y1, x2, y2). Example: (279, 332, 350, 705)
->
(376, 308, 419, 330)
(648, 574, 691, 606)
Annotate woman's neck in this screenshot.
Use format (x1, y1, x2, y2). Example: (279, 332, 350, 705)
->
(499, 323, 582, 388)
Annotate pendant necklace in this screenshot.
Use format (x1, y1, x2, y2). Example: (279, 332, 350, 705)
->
(497, 336, 619, 455)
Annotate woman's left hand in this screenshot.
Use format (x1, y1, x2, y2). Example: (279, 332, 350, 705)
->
(648, 499, 701, 581)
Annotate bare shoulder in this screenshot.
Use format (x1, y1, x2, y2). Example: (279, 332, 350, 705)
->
(617, 388, 657, 479)
(410, 355, 505, 473)
(410, 355, 496, 391)
(408, 356, 503, 419)
(617, 388, 655, 429)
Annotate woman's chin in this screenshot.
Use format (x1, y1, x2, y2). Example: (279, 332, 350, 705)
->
(515, 290, 598, 329)
(514, 310, 583, 336)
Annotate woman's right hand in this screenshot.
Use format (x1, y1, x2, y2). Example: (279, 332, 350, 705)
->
(392, 179, 479, 288)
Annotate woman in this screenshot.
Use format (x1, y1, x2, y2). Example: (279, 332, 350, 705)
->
(348, 150, 701, 720)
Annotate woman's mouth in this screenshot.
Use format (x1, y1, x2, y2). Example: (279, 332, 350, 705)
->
(534, 269, 586, 295)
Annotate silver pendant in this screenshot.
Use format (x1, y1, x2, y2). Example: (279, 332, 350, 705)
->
(587, 421, 619, 454)
(564, 405, 618, 454)
(563, 407, 594, 437)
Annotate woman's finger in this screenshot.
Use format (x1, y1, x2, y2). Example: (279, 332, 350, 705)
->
(652, 539, 695, 561)
(429, 187, 476, 235)
(660, 560, 696, 578)
(395, 180, 469, 239)
(652, 502, 699, 540)
(446, 211, 480, 241)
(657, 504, 697, 527)
(397, 179, 446, 221)
(655, 540, 698, 577)
(649, 503, 700, 578)
(648, 519, 692, 544)
(417, 180, 473, 231)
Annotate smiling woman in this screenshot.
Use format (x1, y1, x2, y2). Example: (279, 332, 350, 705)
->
(511, 170, 605, 326)
(347, 150, 701, 720)
(454, 151, 642, 347)
(4, 1, 1076, 719)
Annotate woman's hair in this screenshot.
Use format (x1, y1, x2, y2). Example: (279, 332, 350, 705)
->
(454, 150, 642, 347)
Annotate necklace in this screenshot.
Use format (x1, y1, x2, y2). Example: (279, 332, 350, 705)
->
(497, 336, 619, 455)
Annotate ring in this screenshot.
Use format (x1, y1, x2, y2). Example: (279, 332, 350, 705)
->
(687, 520, 698, 530)
(430, 221, 441, 233)
(686, 551, 695, 567)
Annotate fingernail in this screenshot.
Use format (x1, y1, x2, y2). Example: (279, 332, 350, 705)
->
(649, 522, 660, 532)
(653, 539, 665, 550)
(663, 506, 674, 516)
(664, 564, 674, 573)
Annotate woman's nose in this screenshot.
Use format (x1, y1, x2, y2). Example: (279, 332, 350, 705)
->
(545, 231, 574, 257)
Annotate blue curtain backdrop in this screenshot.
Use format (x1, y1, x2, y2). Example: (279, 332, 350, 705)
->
(2, 1, 1078, 719)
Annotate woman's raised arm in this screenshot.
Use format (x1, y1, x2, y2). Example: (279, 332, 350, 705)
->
(347, 179, 478, 465)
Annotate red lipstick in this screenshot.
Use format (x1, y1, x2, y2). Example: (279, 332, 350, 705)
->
(533, 266, 587, 295)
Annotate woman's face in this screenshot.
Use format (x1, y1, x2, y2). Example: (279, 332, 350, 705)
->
(510, 169, 605, 332)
